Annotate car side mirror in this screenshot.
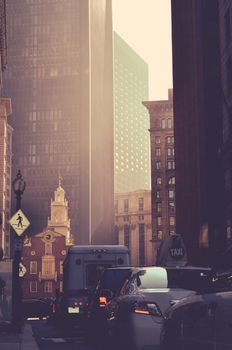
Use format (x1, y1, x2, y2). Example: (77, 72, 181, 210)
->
(99, 289, 113, 299)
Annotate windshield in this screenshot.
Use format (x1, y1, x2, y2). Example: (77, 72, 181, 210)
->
(137, 268, 168, 289)
(100, 269, 131, 293)
(86, 263, 113, 289)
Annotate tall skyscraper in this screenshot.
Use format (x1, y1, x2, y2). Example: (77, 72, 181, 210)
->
(0, 0, 12, 258)
(171, 0, 226, 266)
(3, 0, 114, 245)
(114, 32, 150, 193)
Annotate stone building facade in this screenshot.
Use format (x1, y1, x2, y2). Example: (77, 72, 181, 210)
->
(22, 180, 73, 299)
(115, 190, 154, 266)
(143, 90, 175, 262)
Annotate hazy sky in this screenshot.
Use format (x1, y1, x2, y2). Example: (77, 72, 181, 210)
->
(112, 0, 172, 101)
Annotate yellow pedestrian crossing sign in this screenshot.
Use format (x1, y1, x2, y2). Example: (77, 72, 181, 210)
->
(9, 209, 30, 236)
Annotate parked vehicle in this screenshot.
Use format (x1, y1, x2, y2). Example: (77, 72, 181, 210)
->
(101, 266, 213, 350)
(161, 290, 232, 350)
(22, 298, 54, 320)
(54, 245, 130, 327)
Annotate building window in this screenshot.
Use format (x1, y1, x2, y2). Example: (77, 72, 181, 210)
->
(59, 281, 63, 292)
(114, 225, 119, 244)
(30, 281, 37, 293)
(60, 261, 63, 274)
(156, 161, 161, 170)
(167, 161, 175, 169)
(124, 199, 129, 213)
(169, 216, 175, 226)
(138, 197, 144, 211)
(161, 119, 166, 129)
(45, 242, 52, 255)
(168, 202, 175, 214)
(157, 230, 163, 240)
(115, 200, 118, 214)
(155, 136, 161, 144)
(156, 177, 162, 185)
(225, 8, 231, 46)
(168, 190, 174, 199)
(124, 225, 130, 249)
(167, 148, 175, 156)
(155, 148, 161, 157)
(123, 216, 130, 222)
(167, 118, 172, 129)
(169, 230, 175, 235)
(168, 177, 175, 185)
(157, 217, 162, 226)
(157, 202, 162, 213)
(139, 224, 145, 266)
(30, 261, 37, 274)
(44, 281, 53, 293)
(167, 136, 174, 144)
(156, 191, 160, 199)
(42, 256, 55, 276)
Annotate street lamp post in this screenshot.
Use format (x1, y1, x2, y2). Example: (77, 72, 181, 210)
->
(12, 170, 26, 331)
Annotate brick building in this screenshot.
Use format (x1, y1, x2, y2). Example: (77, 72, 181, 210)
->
(143, 89, 175, 261)
(115, 190, 154, 266)
(22, 180, 73, 299)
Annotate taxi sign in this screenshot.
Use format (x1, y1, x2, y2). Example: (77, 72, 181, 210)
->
(9, 209, 30, 236)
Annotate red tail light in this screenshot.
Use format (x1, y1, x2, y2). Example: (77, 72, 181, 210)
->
(133, 302, 162, 317)
(99, 296, 107, 308)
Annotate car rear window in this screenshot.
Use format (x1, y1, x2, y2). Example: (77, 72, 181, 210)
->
(100, 269, 131, 293)
(166, 269, 213, 291)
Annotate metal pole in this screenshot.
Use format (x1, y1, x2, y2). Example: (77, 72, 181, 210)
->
(12, 191, 23, 331)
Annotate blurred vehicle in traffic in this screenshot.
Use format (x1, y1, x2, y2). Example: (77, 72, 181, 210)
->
(22, 298, 54, 320)
(54, 245, 130, 328)
(161, 290, 232, 350)
(97, 266, 215, 350)
(87, 266, 134, 341)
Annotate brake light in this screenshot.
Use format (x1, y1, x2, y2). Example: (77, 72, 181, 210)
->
(132, 302, 162, 317)
(134, 308, 149, 315)
(99, 296, 107, 307)
(73, 299, 87, 307)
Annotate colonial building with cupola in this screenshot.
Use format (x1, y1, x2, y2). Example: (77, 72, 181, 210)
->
(22, 179, 74, 299)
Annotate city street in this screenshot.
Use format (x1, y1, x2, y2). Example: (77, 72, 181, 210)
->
(30, 320, 101, 350)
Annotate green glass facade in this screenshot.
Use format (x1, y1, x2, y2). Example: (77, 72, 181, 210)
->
(114, 32, 150, 193)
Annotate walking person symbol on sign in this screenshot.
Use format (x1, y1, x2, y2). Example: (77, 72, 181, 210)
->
(9, 209, 30, 237)
(17, 213, 23, 228)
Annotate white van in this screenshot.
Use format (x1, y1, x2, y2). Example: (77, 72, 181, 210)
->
(55, 245, 130, 326)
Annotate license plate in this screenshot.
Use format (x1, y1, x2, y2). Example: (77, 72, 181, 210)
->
(68, 307, 80, 314)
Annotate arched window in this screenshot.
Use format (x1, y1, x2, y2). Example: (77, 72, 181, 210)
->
(156, 177, 162, 185)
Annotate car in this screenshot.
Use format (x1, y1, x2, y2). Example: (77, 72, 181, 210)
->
(160, 290, 232, 350)
(87, 266, 135, 342)
(101, 266, 215, 350)
(22, 298, 53, 320)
